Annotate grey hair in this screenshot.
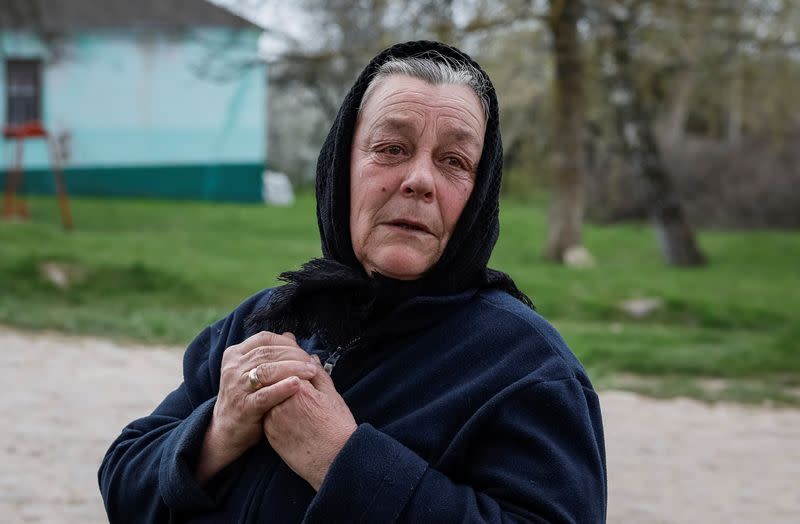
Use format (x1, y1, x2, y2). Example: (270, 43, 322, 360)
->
(358, 53, 491, 120)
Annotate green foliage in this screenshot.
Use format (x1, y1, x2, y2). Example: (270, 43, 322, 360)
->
(2, 195, 798, 403)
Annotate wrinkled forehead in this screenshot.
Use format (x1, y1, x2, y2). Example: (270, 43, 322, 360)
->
(355, 75, 486, 144)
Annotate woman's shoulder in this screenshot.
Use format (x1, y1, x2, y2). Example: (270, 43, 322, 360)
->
(207, 287, 278, 345)
(474, 288, 565, 347)
(231, 286, 279, 320)
(461, 288, 591, 387)
(183, 287, 277, 361)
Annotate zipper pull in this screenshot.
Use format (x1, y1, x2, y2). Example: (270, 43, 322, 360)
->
(324, 347, 344, 375)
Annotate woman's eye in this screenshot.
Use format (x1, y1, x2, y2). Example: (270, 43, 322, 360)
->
(383, 145, 403, 155)
(445, 157, 464, 168)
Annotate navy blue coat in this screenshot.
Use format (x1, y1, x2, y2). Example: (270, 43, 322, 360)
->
(99, 288, 607, 523)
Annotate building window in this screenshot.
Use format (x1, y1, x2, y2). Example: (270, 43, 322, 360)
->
(5, 59, 42, 126)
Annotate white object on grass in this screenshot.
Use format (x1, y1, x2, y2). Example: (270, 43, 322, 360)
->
(262, 170, 295, 206)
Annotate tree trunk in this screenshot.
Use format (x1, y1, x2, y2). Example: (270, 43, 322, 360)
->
(608, 10, 706, 266)
(727, 61, 743, 145)
(664, 69, 695, 146)
(544, 0, 588, 263)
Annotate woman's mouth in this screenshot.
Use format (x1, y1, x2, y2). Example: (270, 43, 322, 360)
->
(385, 219, 432, 234)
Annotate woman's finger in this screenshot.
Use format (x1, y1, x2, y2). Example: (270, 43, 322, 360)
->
(228, 330, 299, 358)
(240, 344, 313, 370)
(308, 357, 337, 395)
(246, 375, 303, 413)
(246, 359, 318, 391)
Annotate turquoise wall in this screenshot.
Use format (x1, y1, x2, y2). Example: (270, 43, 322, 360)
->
(0, 28, 266, 201)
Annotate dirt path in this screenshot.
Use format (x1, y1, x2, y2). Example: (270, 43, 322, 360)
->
(1, 326, 798, 523)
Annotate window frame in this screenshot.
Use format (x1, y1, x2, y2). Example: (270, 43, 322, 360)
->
(5, 58, 43, 126)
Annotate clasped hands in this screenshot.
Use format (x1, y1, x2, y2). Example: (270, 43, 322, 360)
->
(197, 331, 357, 491)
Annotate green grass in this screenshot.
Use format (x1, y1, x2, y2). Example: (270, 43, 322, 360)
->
(2, 194, 799, 404)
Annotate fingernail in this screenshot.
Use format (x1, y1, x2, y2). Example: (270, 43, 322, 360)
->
(313, 354, 321, 365)
(305, 362, 317, 373)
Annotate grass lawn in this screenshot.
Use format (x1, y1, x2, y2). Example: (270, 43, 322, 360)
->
(2, 194, 799, 404)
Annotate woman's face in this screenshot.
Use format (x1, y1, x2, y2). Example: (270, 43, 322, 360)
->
(349, 75, 486, 280)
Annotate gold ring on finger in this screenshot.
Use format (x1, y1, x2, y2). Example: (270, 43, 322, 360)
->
(248, 367, 261, 391)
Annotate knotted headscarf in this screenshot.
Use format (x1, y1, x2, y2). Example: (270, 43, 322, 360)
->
(248, 41, 532, 347)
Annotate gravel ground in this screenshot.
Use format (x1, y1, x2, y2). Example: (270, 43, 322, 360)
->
(1, 326, 799, 523)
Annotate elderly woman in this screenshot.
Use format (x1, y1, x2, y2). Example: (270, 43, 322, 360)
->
(99, 41, 606, 523)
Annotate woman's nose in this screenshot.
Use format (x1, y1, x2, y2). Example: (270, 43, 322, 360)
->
(400, 156, 435, 201)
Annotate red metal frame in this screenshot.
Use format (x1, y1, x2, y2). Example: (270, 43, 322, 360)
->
(2, 120, 73, 230)
(3, 121, 48, 139)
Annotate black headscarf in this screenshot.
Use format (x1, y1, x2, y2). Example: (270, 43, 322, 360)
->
(248, 41, 532, 347)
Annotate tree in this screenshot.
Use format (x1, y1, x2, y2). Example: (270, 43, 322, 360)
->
(256, 0, 462, 180)
(542, 0, 589, 263)
(463, 0, 592, 264)
(601, 0, 706, 265)
(266, 0, 410, 124)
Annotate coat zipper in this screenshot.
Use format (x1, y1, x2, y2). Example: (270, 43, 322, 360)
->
(323, 337, 360, 375)
(323, 347, 344, 375)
